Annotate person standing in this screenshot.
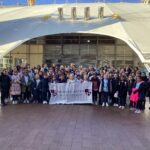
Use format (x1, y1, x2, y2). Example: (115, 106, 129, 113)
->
(31, 74, 41, 103)
(134, 76, 147, 114)
(90, 73, 100, 104)
(39, 73, 49, 104)
(0, 69, 11, 106)
(111, 73, 119, 106)
(58, 74, 67, 83)
(10, 70, 21, 104)
(127, 75, 135, 109)
(99, 74, 112, 107)
(118, 76, 128, 109)
(21, 70, 32, 104)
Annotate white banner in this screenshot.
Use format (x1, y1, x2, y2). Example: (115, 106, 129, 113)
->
(49, 81, 92, 104)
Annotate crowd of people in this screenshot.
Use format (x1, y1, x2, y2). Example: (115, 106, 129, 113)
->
(0, 63, 150, 114)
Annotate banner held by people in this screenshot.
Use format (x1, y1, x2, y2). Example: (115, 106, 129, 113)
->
(49, 81, 92, 104)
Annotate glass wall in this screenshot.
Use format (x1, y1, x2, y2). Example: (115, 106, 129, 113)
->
(42, 33, 142, 67)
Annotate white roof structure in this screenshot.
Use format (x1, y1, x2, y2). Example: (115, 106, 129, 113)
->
(0, 3, 150, 69)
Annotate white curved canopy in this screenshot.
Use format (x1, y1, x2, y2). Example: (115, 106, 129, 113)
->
(0, 3, 150, 64)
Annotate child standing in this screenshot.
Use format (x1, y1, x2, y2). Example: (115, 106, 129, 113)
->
(39, 73, 49, 104)
(134, 76, 147, 114)
(10, 71, 21, 104)
(100, 74, 112, 107)
(31, 74, 41, 103)
(90, 73, 100, 104)
(118, 76, 128, 109)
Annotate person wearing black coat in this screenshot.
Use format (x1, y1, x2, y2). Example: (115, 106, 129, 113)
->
(118, 76, 128, 109)
(89, 73, 100, 104)
(39, 73, 49, 104)
(31, 74, 41, 103)
(127, 75, 135, 96)
(134, 76, 147, 113)
(0, 69, 11, 106)
(58, 74, 67, 83)
(111, 73, 119, 106)
(127, 75, 135, 108)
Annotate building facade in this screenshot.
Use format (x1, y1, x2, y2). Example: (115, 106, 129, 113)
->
(0, 3, 150, 70)
(0, 34, 142, 69)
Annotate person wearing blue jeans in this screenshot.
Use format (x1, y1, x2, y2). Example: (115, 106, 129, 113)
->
(99, 74, 112, 107)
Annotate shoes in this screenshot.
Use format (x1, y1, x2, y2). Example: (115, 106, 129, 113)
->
(43, 101, 48, 104)
(106, 103, 109, 107)
(95, 101, 98, 105)
(114, 103, 118, 107)
(130, 107, 135, 111)
(121, 106, 125, 110)
(119, 106, 122, 109)
(134, 110, 141, 114)
(102, 103, 105, 107)
(12, 101, 17, 105)
(118, 106, 125, 109)
(5, 98, 10, 103)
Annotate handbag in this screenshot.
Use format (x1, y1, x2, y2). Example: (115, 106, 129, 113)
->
(114, 91, 118, 98)
(130, 88, 139, 103)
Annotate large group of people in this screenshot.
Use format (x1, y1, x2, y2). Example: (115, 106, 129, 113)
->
(0, 63, 150, 114)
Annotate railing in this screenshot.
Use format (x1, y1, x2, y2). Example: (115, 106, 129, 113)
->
(0, 0, 141, 7)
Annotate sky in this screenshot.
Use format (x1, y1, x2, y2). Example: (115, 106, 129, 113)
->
(0, 0, 141, 5)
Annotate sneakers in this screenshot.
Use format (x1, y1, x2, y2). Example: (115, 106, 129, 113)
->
(95, 101, 98, 105)
(102, 103, 109, 107)
(43, 101, 48, 104)
(12, 101, 18, 105)
(23, 100, 30, 104)
(135, 109, 141, 114)
(130, 107, 135, 111)
(121, 106, 125, 110)
(119, 106, 125, 109)
(106, 103, 109, 107)
(102, 103, 105, 107)
(114, 103, 118, 107)
(5, 98, 10, 103)
(119, 106, 122, 109)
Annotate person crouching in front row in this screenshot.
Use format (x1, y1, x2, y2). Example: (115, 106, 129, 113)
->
(39, 73, 49, 104)
(99, 74, 112, 107)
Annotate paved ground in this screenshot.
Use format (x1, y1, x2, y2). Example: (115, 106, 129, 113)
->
(0, 104, 150, 150)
